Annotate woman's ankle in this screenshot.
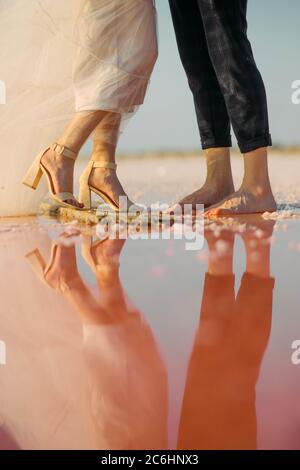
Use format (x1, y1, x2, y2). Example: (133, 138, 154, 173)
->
(92, 141, 116, 164)
(56, 139, 81, 155)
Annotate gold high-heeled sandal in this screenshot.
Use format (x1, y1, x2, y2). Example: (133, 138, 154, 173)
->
(79, 161, 121, 211)
(22, 143, 84, 210)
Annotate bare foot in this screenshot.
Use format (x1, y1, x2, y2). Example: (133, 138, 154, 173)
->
(178, 181, 235, 211)
(41, 148, 83, 209)
(89, 168, 133, 208)
(205, 187, 277, 217)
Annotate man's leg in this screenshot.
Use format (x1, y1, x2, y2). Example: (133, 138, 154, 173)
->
(169, 0, 234, 209)
(196, 0, 276, 215)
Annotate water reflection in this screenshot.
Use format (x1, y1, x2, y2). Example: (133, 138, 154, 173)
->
(0, 217, 276, 449)
(26, 237, 168, 450)
(178, 219, 275, 450)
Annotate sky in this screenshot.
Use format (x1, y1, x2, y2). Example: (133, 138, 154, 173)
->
(118, 0, 300, 152)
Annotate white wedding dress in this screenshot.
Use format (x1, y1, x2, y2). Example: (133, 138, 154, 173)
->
(0, 0, 157, 216)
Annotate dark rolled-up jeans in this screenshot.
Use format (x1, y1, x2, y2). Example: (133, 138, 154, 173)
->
(169, 0, 272, 153)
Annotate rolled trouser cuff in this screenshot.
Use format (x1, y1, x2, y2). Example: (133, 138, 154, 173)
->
(238, 134, 272, 154)
(201, 136, 232, 150)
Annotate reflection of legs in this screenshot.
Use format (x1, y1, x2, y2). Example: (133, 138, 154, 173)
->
(235, 222, 275, 380)
(241, 219, 274, 279)
(206, 226, 235, 276)
(178, 225, 274, 450)
(232, 240, 274, 448)
(33, 237, 167, 449)
(43, 243, 106, 324)
(40, 110, 107, 208)
(49, 241, 133, 326)
(235, 274, 274, 386)
(169, 0, 234, 209)
(82, 238, 129, 323)
(79, 237, 168, 450)
(30, 237, 131, 325)
(178, 231, 237, 450)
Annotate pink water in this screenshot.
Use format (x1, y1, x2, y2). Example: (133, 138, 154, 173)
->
(1, 208, 300, 450)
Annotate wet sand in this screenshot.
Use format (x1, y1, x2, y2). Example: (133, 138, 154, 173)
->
(1, 155, 300, 450)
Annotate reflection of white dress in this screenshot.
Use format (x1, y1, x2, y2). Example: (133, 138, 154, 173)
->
(0, 232, 167, 450)
(0, 0, 157, 216)
(83, 317, 168, 450)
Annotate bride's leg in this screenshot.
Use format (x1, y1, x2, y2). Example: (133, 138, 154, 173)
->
(41, 110, 106, 208)
(43, 243, 108, 324)
(87, 112, 131, 206)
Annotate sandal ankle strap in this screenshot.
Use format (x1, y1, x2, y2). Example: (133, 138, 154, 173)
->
(52, 143, 77, 161)
(92, 161, 117, 170)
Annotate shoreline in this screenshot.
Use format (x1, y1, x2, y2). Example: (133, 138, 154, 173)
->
(92, 148, 300, 161)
